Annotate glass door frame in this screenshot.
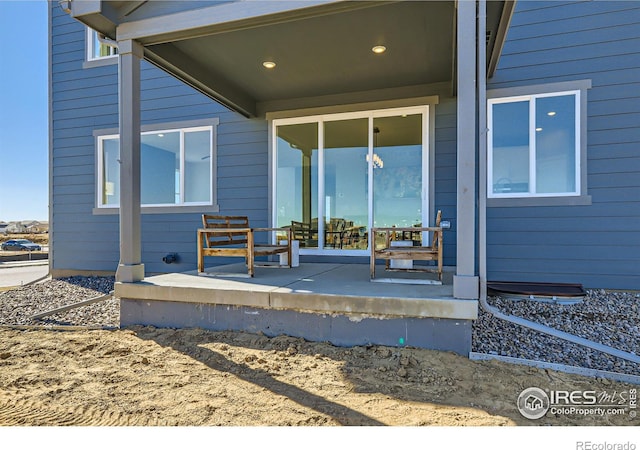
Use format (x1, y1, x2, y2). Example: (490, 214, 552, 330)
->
(272, 105, 430, 256)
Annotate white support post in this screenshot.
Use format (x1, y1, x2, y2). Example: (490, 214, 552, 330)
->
(115, 39, 145, 283)
(454, 0, 479, 300)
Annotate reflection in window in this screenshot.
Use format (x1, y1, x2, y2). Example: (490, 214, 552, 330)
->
(276, 123, 319, 248)
(535, 95, 576, 194)
(102, 138, 120, 206)
(373, 114, 423, 229)
(324, 119, 368, 250)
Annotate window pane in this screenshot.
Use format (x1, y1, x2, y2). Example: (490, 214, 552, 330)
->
(141, 131, 180, 205)
(535, 95, 576, 193)
(492, 101, 530, 194)
(184, 130, 211, 203)
(276, 123, 318, 248)
(324, 118, 368, 250)
(102, 138, 120, 206)
(90, 31, 117, 59)
(373, 114, 422, 230)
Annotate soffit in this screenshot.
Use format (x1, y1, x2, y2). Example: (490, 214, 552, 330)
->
(149, 1, 455, 103)
(69, 1, 514, 117)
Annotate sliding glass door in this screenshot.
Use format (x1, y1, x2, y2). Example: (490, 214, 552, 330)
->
(274, 106, 429, 255)
(323, 118, 369, 250)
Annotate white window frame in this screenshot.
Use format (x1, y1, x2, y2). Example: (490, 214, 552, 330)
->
(488, 90, 581, 199)
(487, 81, 592, 207)
(86, 28, 118, 62)
(271, 105, 430, 257)
(93, 119, 220, 215)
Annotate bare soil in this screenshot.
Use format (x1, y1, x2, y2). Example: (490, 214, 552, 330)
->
(0, 325, 637, 426)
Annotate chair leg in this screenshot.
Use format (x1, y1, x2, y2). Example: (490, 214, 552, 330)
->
(197, 233, 203, 273)
(247, 231, 255, 277)
(370, 246, 376, 279)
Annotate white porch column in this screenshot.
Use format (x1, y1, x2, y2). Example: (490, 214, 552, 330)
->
(454, 0, 479, 300)
(115, 39, 145, 283)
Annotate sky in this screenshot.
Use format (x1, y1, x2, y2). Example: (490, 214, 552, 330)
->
(0, 0, 49, 222)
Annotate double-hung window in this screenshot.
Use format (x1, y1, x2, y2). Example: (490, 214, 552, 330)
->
(95, 120, 219, 212)
(489, 91, 580, 198)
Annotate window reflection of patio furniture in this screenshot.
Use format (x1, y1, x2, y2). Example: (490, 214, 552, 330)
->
(370, 210, 443, 284)
(325, 218, 346, 248)
(290, 220, 318, 248)
(493, 177, 513, 193)
(324, 218, 368, 249)
(198, 215, 292, 277)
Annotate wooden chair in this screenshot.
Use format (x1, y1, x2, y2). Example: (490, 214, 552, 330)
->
(197, 215, 292, 277)
(370, 210, 443, 284)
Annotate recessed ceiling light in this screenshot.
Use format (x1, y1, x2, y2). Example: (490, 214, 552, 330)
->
(262, 61, 276, 69)
(372, 45, 386, 54)
(547, 111, 556, 116)
(158, 133, 164, 137)
(535, 127, 543, 132)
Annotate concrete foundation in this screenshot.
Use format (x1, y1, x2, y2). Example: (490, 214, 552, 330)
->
(116, 263, 477, 356)
(121, 299, 473, 355)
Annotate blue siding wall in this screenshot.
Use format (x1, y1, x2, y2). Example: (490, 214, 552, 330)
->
(51, 4, 267, 275)
(487, 1, 640, 289)
(50, 3, 458, 274)
(434, 97, 458, 268)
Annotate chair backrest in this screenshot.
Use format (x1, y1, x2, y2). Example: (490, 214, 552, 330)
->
(201, 215, 249, 247)
(432, 210, 442, 248)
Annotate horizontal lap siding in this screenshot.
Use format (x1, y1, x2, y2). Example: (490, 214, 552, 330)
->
(434, 98, 457, 267)
(50, 4, 269, 274)
(487, 0, 640, 289)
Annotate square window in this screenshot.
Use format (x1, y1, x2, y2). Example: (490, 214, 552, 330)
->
(87, 29, 118, 61)
(96, 124, 216, 209)
(488, 91, 580, 198)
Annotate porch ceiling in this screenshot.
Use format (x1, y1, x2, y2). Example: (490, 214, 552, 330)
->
(68, 0, 514, 117)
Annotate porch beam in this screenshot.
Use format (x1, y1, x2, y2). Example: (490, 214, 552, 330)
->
(115, 39, 145, 283)
(453, 0, 479, 300)
(144, 43, 257, 118)
(116, 0, 389, 45)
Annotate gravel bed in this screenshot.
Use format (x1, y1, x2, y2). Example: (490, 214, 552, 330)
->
(1, 276, 638, 376)
(473, 290, 640, 376)
(0, 276, 118, 328)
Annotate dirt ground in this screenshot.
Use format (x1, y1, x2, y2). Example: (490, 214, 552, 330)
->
(0, 325, 637, 427)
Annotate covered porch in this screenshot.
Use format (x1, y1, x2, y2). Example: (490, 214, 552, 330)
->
(63, 0, 514, 354)
(116, 263, 476, 355)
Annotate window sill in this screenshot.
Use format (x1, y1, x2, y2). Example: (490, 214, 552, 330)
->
(487, 195, 592, 208)
(93, 204, 220, 215)
(83, 57, 118, 69)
